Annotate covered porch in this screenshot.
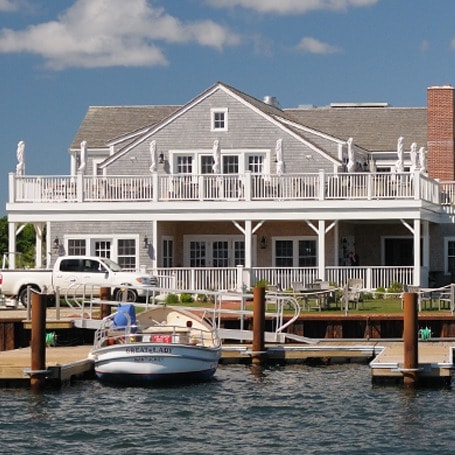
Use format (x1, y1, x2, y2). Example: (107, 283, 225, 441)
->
(5, 170, 447, 291)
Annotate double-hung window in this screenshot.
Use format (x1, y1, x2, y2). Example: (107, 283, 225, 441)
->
(211, 108, 228, 132)
(274, 238, 317, 267)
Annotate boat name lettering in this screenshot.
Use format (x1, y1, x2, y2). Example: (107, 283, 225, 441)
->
(126, 346, 172, 354)
(134, 357, 163, 363)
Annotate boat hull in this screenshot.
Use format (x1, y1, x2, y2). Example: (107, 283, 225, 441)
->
(92, 342, 221, 385)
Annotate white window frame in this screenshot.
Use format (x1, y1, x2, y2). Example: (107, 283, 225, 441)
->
(169, 149, 270, 175)
(63, 234, 140, 266)
(272, 236, 318, 267)
(162, 236, 174, 268)
(444, 237, 455, 274)
(211, 108, 228, 132)
(183, 235, 249, 267)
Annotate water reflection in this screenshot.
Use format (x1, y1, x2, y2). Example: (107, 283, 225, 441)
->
(0, 365, 454, 454)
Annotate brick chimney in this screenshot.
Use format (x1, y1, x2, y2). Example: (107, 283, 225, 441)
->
(427, 85, 455, 180)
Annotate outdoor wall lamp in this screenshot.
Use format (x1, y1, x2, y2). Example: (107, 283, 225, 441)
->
(159, 153, 164, 164)
(144, 235, 149, 249)
(53, 236, 59, 250)
(259, 236, 267, 250)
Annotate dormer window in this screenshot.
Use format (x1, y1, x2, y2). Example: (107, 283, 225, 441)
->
(211, 108, 228, 132)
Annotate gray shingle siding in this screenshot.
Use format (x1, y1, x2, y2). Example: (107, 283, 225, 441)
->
(105, 87, 340, 175)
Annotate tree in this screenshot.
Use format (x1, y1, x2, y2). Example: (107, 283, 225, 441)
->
(0, 216, 8, 263)
(0, 216, 37, 268)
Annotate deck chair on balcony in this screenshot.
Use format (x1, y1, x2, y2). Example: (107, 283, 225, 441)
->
(341, 278, 364, 310)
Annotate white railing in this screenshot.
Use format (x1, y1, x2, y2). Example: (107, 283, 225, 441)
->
(440, 181, 455, 204)
(9, 171, 442, 205)
(153, 265, 415, 293)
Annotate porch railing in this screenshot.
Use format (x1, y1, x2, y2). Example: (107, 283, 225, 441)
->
(152, 265, 414, 293)
(9, 171, 442, 205)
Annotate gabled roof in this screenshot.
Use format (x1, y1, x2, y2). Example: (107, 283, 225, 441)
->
(99, 81, 346, 168)
(70, 81, 428, 161)
(70, 105, 180, 150)
(285, 106, 427, 152)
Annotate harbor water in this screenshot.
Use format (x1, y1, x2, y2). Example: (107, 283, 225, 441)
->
(1, 363, 454, 454)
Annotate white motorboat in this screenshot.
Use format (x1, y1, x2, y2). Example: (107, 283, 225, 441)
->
(90, 304, 222, 385)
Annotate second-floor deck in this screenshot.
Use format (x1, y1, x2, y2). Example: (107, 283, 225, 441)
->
(8, 170, 451, 206)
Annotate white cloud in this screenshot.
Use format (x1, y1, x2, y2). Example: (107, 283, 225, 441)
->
(0, 0, 19, 11)
(420, 40, 430, 53)
(0, 0, 241, 70)
(205, 0, 378, 15)
(296, 37, 342, 54)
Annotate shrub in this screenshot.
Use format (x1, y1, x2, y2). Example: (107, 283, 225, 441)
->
(387, 281, 403, 299)
(165, 293, 179, 304)
(375, 286, 385, 300)
(197, 293, 208, 303)
(180, 293, 194, 303)
(254, 279, 268, 288)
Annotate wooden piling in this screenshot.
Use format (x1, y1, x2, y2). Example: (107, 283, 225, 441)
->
(252, 286, 266, 365)
(30, 292, 47, 390)
(403, 292, 419, 386)
(100, 287, 111, 320)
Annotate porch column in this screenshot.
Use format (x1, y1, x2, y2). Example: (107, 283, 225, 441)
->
(318, 219, 326, 280)
(8, 222, 16, 269)
(413, 219, 421, 286)
(233, 220, 255, 288)
(422, 220, 430, 286)
(46, 221, 51, 269)
(245, 220, 252, 269)
(334, 221, 339, 267)
(151, 219, 158, 270)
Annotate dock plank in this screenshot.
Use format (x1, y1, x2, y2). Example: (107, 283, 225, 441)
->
(0, 346, 93, 384)
(370, 341, 455, 380)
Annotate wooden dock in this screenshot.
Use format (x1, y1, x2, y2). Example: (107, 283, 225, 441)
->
(221, 340, 383, 364)
(0, 340, 382, 387)
(0, 337, 454, 387)
(0, 345, 94, 387)
(369, 341, 455, 385)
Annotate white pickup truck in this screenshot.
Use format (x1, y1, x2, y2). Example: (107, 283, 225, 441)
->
(0, 256, 158, 306)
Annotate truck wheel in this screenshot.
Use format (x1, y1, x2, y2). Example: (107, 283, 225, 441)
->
(114, 288, 138, 303)
(18, 286, 38, 306)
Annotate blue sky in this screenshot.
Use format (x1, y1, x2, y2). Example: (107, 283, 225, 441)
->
(1, 0, 455, 214)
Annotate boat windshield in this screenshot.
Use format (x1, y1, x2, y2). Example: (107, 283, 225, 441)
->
(100, 257, 123, 272)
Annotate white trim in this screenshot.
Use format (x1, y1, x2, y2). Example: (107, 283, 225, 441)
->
(99, 82, 341, 169)
(272, 236, 318, 267)
(444, 237, 455, 275)
(169, 148, 270, 174)
(210, 107, 228, 132)
(92, 158, 105, 176)
(183, 234, 247, 267)
(162, 235, 174, 268)
(64, 234, 140, 265)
